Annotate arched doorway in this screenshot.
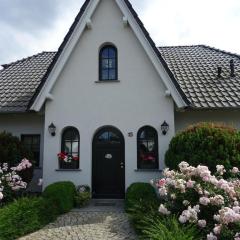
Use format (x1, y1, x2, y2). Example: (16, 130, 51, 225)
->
(92, 126, 125, 199)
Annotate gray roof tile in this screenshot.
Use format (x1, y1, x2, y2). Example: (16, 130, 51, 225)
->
(0, 52, 55, 112)
(159, 45, 240, 108)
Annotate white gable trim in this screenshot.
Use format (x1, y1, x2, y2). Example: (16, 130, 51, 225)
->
(30, 0, 186, 111)
(30, 0, 100, 111)
(115, 0, 186, 108)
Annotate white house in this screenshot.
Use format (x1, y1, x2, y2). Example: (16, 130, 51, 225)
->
(0, 0, 240, 198)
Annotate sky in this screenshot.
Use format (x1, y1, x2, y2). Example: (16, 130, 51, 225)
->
(0, 0, 240, 65)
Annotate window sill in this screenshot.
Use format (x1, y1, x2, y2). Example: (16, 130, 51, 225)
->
(95, 80, 120, 83)
(135, 169, 163, 172)
(55, 169, 82, 172)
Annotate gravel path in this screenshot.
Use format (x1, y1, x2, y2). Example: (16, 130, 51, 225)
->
(19, 200, 137, 240)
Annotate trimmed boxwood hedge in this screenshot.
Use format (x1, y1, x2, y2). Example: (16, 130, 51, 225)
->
(125, 182, 158, 212)
(0, 197, 56, 240)
(165, 123, 240, 173)
(0, 181, 77, 240)
(43, 181, 76, 214)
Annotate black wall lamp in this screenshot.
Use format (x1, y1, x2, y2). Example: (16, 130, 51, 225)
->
(161, 121, 169, 135)
(48, 123, 56, 136)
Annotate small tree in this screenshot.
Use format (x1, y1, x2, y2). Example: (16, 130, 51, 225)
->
(0, 132, 33, 183)
(165, 123, 240, 173)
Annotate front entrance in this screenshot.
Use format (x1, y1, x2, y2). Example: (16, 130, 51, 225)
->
(92, 126, 125, 199)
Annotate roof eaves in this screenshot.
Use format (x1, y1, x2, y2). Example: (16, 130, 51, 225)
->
(184, 105, 240, 111)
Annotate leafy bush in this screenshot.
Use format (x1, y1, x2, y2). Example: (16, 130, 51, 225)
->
(156, 162, 240, 239)
(0, 197, 56, 240)
(165, 123, 240, 173)
(75, 185, 91, 207)
(0, 159, 32, 205)
(125, 182, 158, 212)
(0, 132, 34, 183)
(43, 181, 76, 214)
(142, 215, 200, 240)
(126, 183, 200, 239)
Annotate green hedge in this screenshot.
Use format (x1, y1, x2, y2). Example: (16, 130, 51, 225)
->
(125, 183, 201, 239)
(0, 131, 34, 184)
(43, 181, 76, 214)
(125, 182, 158, 212)
(141, 215, 200, 240)
(0, 181, 77, 240)
(0, 197, 56, 240)
(165, 123, 240, 173)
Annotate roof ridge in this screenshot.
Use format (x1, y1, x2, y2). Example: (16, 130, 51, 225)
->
(199, 45, 240, 60)
(158, 44, 202, 49)
(1, 51, 56, 70)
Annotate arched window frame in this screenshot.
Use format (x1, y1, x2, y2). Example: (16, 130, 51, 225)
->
(99, 45, 118, 81)
(137, 126, 159, 170)
(60, 127, 80, 169)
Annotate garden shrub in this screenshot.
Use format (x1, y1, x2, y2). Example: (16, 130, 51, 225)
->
(141, 215, 200, 240)
(125, 182, 158, 212)
(165, 122, 240, 173)
(75, 185, 91, 208)
(43, 181, 76, 214)
(0, 159, 32, 205)
(0, 131, 34, 183)
(155, 162, 240, 239)
(126, 183, 200, 239)
(0, 197, 56, 240)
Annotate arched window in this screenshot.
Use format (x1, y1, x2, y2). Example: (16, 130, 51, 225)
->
(60, 127, 80, 169)
(137, 126, 159, 170)
(99, 45, 118, 81)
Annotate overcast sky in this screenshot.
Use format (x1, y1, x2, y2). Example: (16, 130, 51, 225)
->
(0, 0, 240, 65)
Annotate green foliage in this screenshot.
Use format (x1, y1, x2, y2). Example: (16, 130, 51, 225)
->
(0, 132, 31, 165)
(43, 181, 76, 214)
(125, 182, 159, 212)
(165, 123, 240, 173)
(75, 192, 91, 208)
(0, 131, 34, 183)
(127, 200, 160, 234)
(141, 215, 201, 240)
(0, 181, 76, 240)
(125, 183, 200, 240)
(0, 197, 56, 240)
(74, 185, 91, 208)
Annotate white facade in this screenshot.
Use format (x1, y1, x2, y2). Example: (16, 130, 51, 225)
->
(42, 0, 175, 190)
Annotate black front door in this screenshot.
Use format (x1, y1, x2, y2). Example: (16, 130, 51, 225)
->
(92, 127, 125, 199)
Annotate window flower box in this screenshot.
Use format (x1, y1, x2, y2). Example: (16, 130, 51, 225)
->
(58, 152, 79, 170)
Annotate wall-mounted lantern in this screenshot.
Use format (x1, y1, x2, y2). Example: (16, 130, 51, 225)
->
(48, 123, 56, 136)
(161, 121, 169, 135)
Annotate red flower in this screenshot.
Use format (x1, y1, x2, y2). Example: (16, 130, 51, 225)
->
(141, 153, 156, 162)
(73, 156, 79, 161)
(57, 152, 67, 160)
(57, 152, 79, 162)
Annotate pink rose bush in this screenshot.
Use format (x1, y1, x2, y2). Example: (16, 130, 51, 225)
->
(0, 159, 32, 203)
(154, 162, 240, 239)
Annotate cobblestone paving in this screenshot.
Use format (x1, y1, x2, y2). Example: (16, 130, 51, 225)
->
(19, 204, 137, 240)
